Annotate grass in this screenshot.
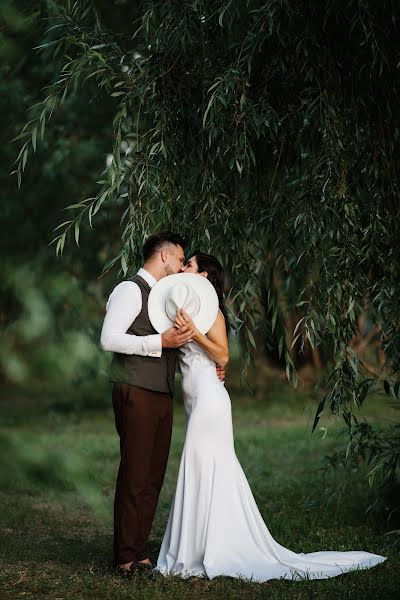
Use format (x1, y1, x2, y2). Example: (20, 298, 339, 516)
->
(0, 369, 399, 599)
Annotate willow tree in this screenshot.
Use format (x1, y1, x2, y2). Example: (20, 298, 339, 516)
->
(13, 0, 400, 507)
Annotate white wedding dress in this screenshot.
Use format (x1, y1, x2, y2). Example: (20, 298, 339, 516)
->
(156, 340, 386, 582)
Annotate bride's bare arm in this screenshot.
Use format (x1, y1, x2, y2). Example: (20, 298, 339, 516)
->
(176, 309, 229, 367)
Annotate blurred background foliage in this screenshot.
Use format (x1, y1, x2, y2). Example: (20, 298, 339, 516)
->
(0, 0, 116, 402)
(1, 0, 399, 529)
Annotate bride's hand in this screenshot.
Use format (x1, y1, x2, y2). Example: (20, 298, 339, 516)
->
(174, 309, 185, 329)
(175, 309, 199, 341)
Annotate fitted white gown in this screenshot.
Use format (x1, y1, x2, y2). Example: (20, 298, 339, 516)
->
(156, 341, 387, 582)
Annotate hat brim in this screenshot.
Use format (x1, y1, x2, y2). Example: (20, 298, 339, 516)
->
(148, 273, 219, 334)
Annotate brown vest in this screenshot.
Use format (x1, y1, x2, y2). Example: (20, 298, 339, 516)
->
(109, 275, 177, 395)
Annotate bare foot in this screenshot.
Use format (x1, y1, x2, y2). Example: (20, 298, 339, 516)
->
(138, 558, 152, 565)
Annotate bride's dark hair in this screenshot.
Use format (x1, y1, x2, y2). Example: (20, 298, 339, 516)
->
(193, 251, 230, 334)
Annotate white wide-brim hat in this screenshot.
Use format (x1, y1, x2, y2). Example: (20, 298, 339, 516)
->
(148, 273, 219, 334)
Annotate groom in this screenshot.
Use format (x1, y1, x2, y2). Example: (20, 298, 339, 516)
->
(100, 231, 225, 575)
(100, 231, 192, 574)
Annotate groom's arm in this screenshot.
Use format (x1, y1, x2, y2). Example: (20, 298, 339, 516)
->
(100, 281, 162, 356)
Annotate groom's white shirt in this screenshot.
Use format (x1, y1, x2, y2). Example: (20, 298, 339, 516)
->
(100, 267, 162, 357)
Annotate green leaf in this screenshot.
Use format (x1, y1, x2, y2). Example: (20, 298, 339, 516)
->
(31, 127, 37, 152)
(74, 221, 80, 247)
(312, 394, 327, 433)
(22, 149, 28, 172)
(203, 92, 217, 128)
(121, 253, 128, 275)
(10, 131, 31, 143)
(247, 329, 256, 349)
(271, 310, 277, 333)
(278, 335, 284, 358)
(53, 220, 73, 231)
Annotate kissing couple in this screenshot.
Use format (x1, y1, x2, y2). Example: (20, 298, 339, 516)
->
(100, 231, 386, 583)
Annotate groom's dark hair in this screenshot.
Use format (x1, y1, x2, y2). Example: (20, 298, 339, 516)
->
(142, 231, 186, 261)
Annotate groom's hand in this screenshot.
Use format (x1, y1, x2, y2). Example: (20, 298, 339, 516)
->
(216, 365, 226, 382)
(162, 326, 195, 348)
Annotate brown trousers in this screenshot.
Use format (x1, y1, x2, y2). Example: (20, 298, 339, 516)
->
(112, 383, 173, 564)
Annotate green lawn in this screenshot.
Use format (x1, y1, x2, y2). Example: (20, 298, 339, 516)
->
(0, 376, 399, 599)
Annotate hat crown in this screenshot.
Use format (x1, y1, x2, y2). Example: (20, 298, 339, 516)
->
(148, 272, 219, 335)
(165, 283, 201, 321)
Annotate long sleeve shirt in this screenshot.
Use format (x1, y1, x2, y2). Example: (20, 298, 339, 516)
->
(100, 267, 162, 357)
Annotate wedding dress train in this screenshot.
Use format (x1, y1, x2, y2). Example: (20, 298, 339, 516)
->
(156, 341, 386, 582)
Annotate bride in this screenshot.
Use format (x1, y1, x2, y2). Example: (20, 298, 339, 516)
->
(154, 251, 386, 582)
